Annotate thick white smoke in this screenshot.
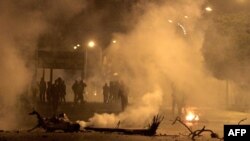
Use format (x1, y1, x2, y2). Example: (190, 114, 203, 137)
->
(82, 0, 226, 128)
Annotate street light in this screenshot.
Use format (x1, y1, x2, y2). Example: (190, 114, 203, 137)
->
(88, 41, 95, 48)
(84, 40, 99, 79)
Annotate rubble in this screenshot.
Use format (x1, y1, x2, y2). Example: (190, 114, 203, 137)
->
(172, 116, 222, 140)
(28, 110, 80, 132)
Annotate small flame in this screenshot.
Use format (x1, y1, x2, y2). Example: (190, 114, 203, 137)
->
(185, 111, 199, 122)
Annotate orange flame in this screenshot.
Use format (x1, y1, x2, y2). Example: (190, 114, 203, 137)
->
(185, 111, 199, 122)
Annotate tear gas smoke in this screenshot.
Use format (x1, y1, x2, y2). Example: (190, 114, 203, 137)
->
(80, 0, 226, 128)
(0, 0, 87, 129)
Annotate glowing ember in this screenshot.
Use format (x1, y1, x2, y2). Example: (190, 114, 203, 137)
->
(185, 111, 199, 122)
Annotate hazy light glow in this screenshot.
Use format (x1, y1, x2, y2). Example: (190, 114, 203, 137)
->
(168, 19, 173, 23)
(185, 111, 199, 122)
(236, 0, 246, 3)
(112, 40, 117, 43)
(177, 23, 187, 35)
(73, 46, 77, 50)
(88, 41, 95, 48)
(77, 44, 80, 47)
(205, 6, 213, 12)
(184, 15, 189, 19)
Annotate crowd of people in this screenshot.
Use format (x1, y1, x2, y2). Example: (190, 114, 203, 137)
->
(38, 77, 66, 104)
(32, 77, 128, 112)
(36, 77, 67, 112)
(72, 80, 87, 104)
(102, 81, 128, 111)
(34, 77, 88, 105)
(32, 76, 187, 115)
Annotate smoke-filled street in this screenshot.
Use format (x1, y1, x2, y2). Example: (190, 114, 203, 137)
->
(1, 108, 250, 141)
(0, 0, 250, 141)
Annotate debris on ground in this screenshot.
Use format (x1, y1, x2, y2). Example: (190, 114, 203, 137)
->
(85, 115, 164, 136)
(28, 110, 80, 132)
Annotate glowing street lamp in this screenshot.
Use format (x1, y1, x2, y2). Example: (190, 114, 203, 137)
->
(112, 40, 117, 44)
(73, 44, 80, 50)
(83, 40, 99, 79)
(88, 41, 95, 48)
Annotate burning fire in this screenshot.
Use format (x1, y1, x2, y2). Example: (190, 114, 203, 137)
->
(185, 111, 199, 122)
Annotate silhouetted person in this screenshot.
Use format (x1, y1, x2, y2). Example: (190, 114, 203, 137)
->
(177, 92, 186, 116)
(31, 80, 39, 102)
(51, 80, 60, 113)
(109, 81, 114, 102)
(171, 83, 186, 116)
(119, 81, 128, 111)
(77, 80, 87, 103)
(46, 81, 52, 103)
(72, 80, 78, 103)
(109, 81, 120, 103)
(103, 83, 110, 103)
(61, 80, 66, 103)
(39, 77, 46, 103)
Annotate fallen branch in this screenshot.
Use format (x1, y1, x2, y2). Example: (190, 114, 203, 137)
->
(238, 118, 247, 125)
(85, 114, 164, 136)
(172, 116, 193, 134)
(172, 116, 221, 140)
(191, 126, 220, 140)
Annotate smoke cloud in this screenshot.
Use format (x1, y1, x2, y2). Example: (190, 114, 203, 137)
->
(0, 0, 87, 129)
(82, 0, 226, 128)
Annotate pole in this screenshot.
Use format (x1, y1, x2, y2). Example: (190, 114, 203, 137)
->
(50, 68, 53, 82)
(100, 47, 103, 65)
(84, 47, 88, 80)
(42, 68, 45, 78)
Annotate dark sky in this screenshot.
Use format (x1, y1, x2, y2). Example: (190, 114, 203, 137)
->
(38, 0, 142, 51)
(37, 0, 250, 51)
